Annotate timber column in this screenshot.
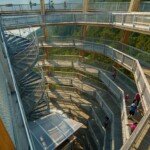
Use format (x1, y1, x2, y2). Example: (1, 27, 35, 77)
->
(40, 0, 48, 41)
(128, 0, 141, 12)
(0, 119, 15, 150)
(121, 0, 141, 44)
(40, 0, 50, 76)
(80, 0, 89, 60)
(82, 0, 89, 38)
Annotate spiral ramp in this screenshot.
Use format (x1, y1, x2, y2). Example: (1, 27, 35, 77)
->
(3, 30, 49, 120)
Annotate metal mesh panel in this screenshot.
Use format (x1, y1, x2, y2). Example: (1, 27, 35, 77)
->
(29, 113, 82, 150)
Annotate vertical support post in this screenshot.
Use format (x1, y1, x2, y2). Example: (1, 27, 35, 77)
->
(0, 119, 15, 150)
(120, 0, 141, 44)
(0, 27, 14, 91)
(128, 0, 141, 12)
(121, 14, 124, 25)
(80, 0, 89, 59)
(82, 0, 89, 38)
(40, 0, 48, 41)
(40, 0, 49, 79)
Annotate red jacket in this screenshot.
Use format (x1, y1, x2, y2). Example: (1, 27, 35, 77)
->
(134, 93, 140, 101)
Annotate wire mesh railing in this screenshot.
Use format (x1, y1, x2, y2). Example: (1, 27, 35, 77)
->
(2, 13, 150, 33)
(45, 2, 83, 11)
(45, 36, 150, 66)
(39, 37, 150, 114)
(0, 2, 149, 13)
(40, 56, 149, 148)
(3, 25, 39, 77)
(121, 108, 150, 150)
(88, 1, 150, 12)
(98, 70, 130, 142)
(0, 24, 34, 150)
(38, 49, 149, 149)
(88, 2, 130, 12)
(74, 39, 150, 113)
(39, 57, 130, 143)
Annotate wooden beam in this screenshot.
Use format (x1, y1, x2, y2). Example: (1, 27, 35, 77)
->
(128, 0, 141, 12)
(121, 0, 141, 44)
(40, 0, 48, 40)
(82, 0, 89, 38)
(82, 0, 89, 55)
(0, 119, 15, 150)
(83, 0, 88, 12)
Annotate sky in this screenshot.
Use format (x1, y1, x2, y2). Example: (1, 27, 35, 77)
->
(9, 27, 40, 37)
(0, 0, 82, 4)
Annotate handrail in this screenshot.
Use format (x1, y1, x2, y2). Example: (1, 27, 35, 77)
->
(45, 36, 150, 63)
(91, 107, 106, 148)
(0, 2, 149, 12)
(40, 57, 150, 149)
(113, 66, 137, 93)
(74, 39, 150, 112)
(40, 59, 129, 147)
(100, 70, 130, 142)
(89, 1, 150, 12)
(121, 108, 150, 150)
(0, 29, 34, 149)
(88, 120, 100, 148)
(88, 2, 130, 12)
(40, 37, 150, 113)
(43, 45, 150, 148)
(2, 13, 150, 34)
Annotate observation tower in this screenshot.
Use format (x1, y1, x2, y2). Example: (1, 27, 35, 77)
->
(0, 0, 150, 149)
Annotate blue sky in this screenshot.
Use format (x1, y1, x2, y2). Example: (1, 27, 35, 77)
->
(0, 0, 82, 4)
(0, 0, 65, 4)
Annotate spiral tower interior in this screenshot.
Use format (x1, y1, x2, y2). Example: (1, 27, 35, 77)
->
(0, 0, 150, 150)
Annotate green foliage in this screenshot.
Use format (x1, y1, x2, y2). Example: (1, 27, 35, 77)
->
(87, 27, 150, 52)
(129, 33, 150, 53)
(49, 48, 79, 55)
(87, 27, 122, 41)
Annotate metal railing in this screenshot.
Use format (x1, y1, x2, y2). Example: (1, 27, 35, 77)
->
(40, 59, 130, 145)
(0, 59, 15, 143)
(113, 66, 137, 93)
(140, 1, 150, 12)
(45, 36, 150, 66)
(0, 3, 82, 12)
(0, 2, 149, 13)
(74, 39, 150, 113)
(0, 28, 34, 150)
(42, 43, 149, 139)
(88, 2, 130, 12)
(0, 4, 41, 12)
(88, 120, 100, 148)
(45, 2, 83, 11)
(121, 108, 150, 150)
(95, 91, 115, 149)
(2, 13, 150, 33)
(40, 37, 150, 113)
(88, 1, 150, 12)
(91, 107, 106, 148)
(40, 55, 148, 147)
(98, 70, 130, 143)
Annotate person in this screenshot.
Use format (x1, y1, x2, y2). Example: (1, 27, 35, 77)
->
(133, 92, 141, 106)
(51, 0, 54, 9)
(64, 1, 67, 9)
(125, 94, 129, 102)
(112, 69, 117, 80)
(128, 102, 137, 118)
(48, 72, 52, 77)
(49, 0, 51, 9)
(29, 0, 32, 10)
(127, 122, 138, 133)
(103, 116, 110, 129)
